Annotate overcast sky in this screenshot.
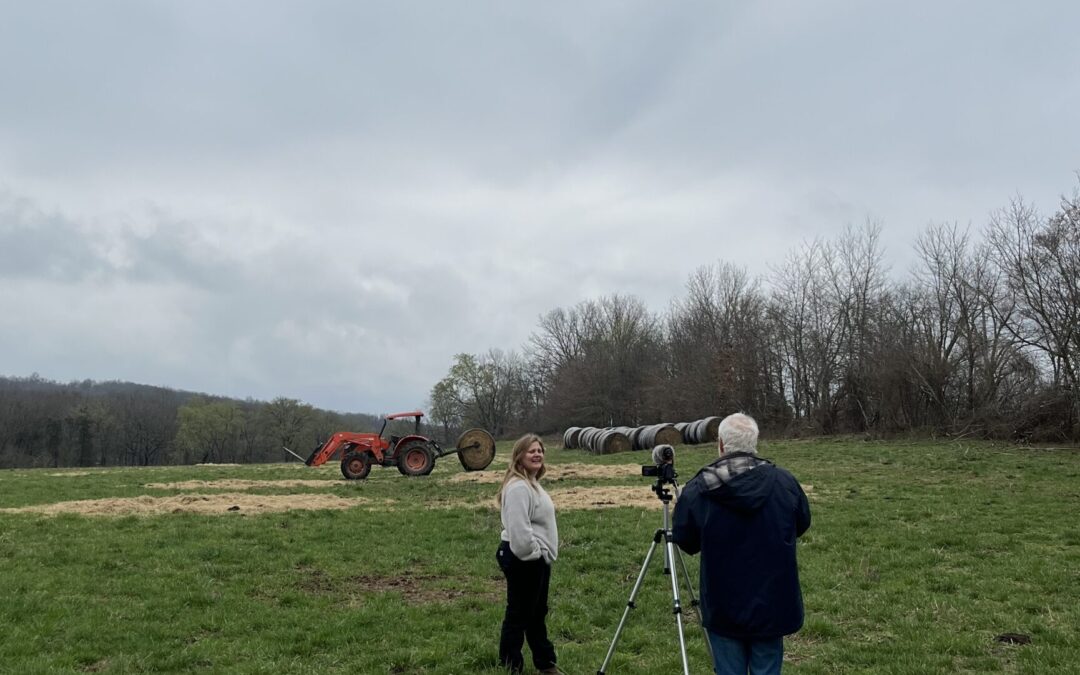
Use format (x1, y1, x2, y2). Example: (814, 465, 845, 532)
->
(1, 1, 1078, 414)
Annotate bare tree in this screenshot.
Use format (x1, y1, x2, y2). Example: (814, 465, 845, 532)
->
(831, 222, 889, 431)
(987, 189, 1080, 436)
(111, 390, 179, 465)
(771, 239, 846, 431)
(531, 295, 663, 428)
(666, 262, 783, 423)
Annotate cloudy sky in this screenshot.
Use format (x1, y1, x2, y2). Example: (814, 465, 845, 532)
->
(1, 1, 1078, 414)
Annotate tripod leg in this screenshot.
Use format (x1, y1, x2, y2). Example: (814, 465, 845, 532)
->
(597, 535, 661, 675)
(673, 545, 714, 666)
(664, 537, 692, 675)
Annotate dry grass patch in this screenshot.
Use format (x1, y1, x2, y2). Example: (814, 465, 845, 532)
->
(550, 486, 666, 510)
(448, 463, 639, 484)
(437, 486, 667, 511)
(0, 493, 377, 517)
(144, 479, 348, 490)
(443, 483, 812, 511)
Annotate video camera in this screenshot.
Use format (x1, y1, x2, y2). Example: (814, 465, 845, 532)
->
(641, 443, 674, 475)
(641, 444, 677, 489)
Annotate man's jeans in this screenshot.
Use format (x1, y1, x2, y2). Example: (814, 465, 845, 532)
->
(707, 631, 784, 675)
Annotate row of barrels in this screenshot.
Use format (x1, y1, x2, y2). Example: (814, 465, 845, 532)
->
(562, 416, 721, 454)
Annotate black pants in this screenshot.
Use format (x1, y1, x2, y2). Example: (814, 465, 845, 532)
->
(497, 541, 557, 672)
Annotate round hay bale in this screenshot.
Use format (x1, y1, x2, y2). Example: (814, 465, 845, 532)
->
(562, 427, 582, 450)
(583, 425, 600, 453)
(675, 422, 694, 444)
(640, 423, 680, 449)
(683, 419, 700, 444)
(593, 430, 632, 455)
(629, 426, 646, 450)
(652, 424, 682, 447)
(698, 416, 721, 443)
(456, 428, 496, 471)
(638, 424, 659, 449)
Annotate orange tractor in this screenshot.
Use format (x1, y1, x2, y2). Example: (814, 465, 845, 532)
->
(288, 410, 496, 480)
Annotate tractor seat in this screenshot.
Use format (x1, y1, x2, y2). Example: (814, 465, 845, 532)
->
(390, 435, 401, 447)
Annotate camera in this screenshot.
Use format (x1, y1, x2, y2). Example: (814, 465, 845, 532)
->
(641, 444, 676, 482)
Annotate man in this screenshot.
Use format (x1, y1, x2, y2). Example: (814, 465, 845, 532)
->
(672, 413, 811, 675)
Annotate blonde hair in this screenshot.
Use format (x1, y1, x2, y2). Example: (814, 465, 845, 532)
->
(496, 434, 546, 506)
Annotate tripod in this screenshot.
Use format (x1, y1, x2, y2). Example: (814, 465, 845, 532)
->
(597, 468, 714, 675)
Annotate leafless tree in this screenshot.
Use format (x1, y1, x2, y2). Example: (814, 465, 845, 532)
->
(987, 188, 1080, 435)
(667, 262, 783, 424)
(530, 294, 663, 428)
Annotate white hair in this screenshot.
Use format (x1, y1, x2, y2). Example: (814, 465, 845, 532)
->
(718, 413, 759, 455)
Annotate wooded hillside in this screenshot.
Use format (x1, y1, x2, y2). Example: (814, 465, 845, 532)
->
(0, 375, 396, 469)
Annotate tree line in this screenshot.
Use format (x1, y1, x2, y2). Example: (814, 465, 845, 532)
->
(430, 184, 1080, 442)
(0, 376, 419, 469)
(4, 184, 1076, 469)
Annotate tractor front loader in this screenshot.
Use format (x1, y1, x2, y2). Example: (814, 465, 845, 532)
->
(288, 411, 496, 480)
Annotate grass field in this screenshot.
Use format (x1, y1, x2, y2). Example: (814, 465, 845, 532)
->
(1, 439, 1078, 674)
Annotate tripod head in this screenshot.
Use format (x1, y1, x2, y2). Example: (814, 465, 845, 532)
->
(650, 463, 677, 502)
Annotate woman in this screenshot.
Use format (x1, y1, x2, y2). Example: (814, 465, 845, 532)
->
(496, 434, 560, 674)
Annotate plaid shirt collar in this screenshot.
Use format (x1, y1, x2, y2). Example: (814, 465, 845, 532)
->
(698, 451, 768, 491)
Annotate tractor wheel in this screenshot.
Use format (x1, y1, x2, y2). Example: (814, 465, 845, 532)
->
(396, 441, 435, 476)
(457, 428, 496, 471)
(341, 450, 371, 480)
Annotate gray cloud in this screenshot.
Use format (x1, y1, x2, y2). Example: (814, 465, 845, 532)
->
(1, 1, 1078, 412)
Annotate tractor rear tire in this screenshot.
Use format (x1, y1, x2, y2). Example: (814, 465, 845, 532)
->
(396, 441, 435, 476)
(341, 450, 371, 480)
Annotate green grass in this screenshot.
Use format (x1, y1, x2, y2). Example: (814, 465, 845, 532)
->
(1, 440, 1078, 673)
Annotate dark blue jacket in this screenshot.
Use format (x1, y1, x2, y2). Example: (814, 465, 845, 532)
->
(672, 451, 811, 640)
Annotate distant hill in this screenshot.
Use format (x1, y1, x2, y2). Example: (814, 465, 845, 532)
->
(0, 374, 413, 469)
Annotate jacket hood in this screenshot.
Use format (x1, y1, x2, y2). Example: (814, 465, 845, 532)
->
(694, 451, 776, 513)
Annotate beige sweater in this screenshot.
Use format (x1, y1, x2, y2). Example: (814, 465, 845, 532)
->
(500, 478, 559, 564)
